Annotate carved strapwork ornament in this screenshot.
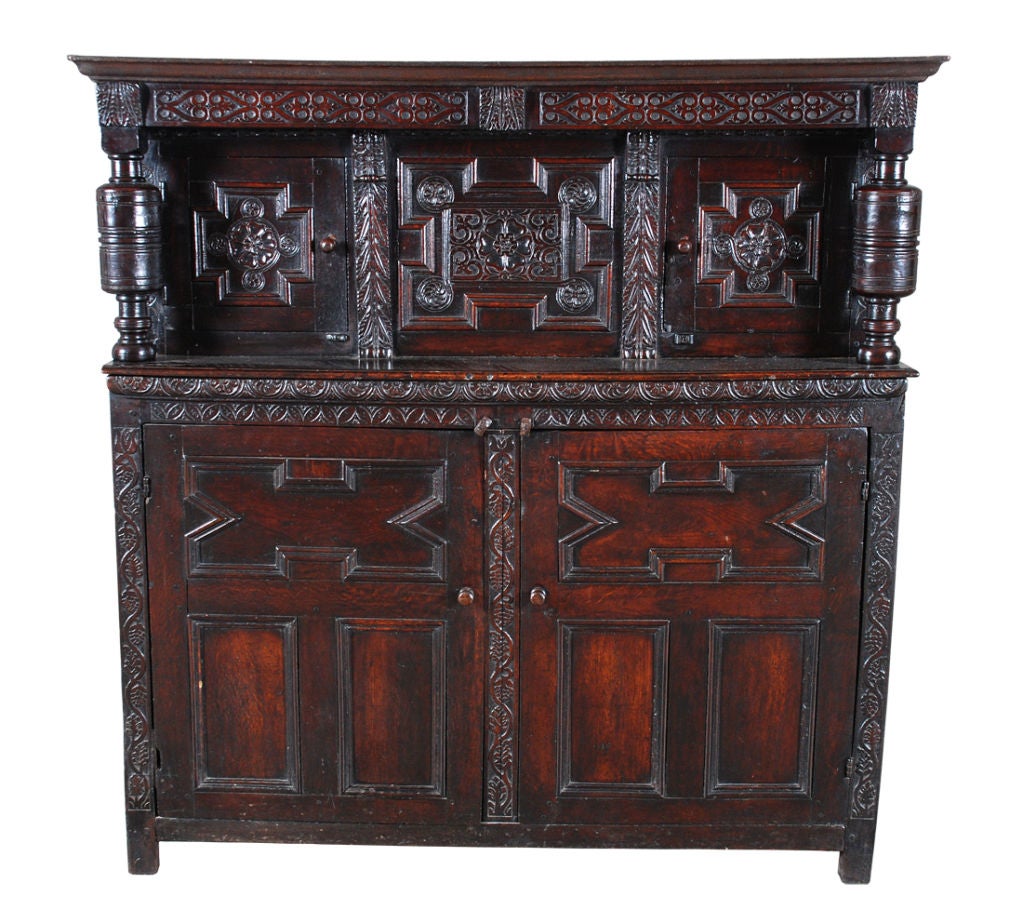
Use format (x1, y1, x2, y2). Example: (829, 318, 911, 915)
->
(112, 426, 155, 815)
(485, 432, 519, 821)
(621, 132, 662, 359)
(352, 132, 394, 358)
(852, 153, 921, 364)
(849, 431, 903, 819)
(97, 155, 163, 361)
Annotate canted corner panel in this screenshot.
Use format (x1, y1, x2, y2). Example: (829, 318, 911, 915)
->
(558, 460, 826, 583)
(189, 615, 299, 792)
(698, 181, 821, 311)
(337, 619, 446, 795)
(193, 181, 313, 307)
(184, 456, 448, 581)
(557, 621, 669, 795)
(396, 154, 614, 335)
(706, 620, 820, 796)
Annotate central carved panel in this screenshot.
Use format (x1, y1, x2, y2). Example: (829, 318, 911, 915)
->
(397, 153, 614, 335)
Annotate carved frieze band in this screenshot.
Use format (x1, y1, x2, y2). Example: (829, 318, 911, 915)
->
(151, 86, 468, 127)
(849, 432, 903, 818)
(111, 375, 906, 405)
(621, 132, 662, 359)
(353, 133, 394, 358)
(539, 87, 862, 128)
(97, 81, 144, 127)
(112, 426, 153, 813)
(485, 433, 519, 820)
(480, 87, 526, 130)
(869, 82, 918, 128)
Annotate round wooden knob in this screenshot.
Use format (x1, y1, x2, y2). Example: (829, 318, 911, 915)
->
(319, 234, 338, 253)
(671, 236, 693, 255)
(529, 586, 547, 606)
(457, 587, 475, 606)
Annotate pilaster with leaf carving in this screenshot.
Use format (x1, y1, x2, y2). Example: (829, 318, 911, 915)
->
(621, 132, 662, 359)
(352, 132, 394, 358)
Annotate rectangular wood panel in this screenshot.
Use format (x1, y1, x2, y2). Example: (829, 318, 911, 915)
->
(559, 621, 668, 794)
(189, 616, 298, 792)
(707, 621, 819, 795)
(338, 619, 446, 795)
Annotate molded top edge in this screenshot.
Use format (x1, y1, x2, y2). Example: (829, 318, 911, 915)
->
(70, 55, 949, 85)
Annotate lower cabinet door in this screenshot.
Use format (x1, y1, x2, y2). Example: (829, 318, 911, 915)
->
(145, 424, 484, 824)
(518, 427, 867, 827)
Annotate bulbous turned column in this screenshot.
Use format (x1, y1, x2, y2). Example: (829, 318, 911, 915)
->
(851, 153, 921, 365)
(97, 154, 163, 361)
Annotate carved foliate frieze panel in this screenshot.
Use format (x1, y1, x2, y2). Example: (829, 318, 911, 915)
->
(185, 456, 448, 581)
(397, 153, 614, 336)
(539, 87, 861, 128)
(558, 460, 826, 582)
(152, 85, 468, 127)
(194, 183, 312, 306)
(699, 183, 820, 309)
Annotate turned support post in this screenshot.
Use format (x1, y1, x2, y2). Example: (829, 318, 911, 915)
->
(93, 81, 162, 362)
(853, 86, 922, 366)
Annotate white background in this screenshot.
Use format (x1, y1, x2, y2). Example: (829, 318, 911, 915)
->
(3, 2, 1018, 919)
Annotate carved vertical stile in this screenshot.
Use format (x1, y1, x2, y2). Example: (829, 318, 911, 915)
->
(352, 132, 394, 358)
(485, 432, 519, 821)
(841, 429, 904, 883)
(112, 424, 158, 872)
(621, 132, 662, 359)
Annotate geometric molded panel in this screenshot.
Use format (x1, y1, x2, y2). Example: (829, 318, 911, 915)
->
(188, 615, 299, 792)
(699, 182, 820, 309)
(706, 620, 819, 796)
(184, 456, 447, 581)
(558, 620, 668, 795)
(194, 182, 313, 306)
(337, 619, 446, 795)
(397, 153, 614, 335)
(558, 460, 826, 583)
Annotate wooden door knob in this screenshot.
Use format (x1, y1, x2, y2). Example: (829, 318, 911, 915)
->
(319, 233, 339, 253)
(457, 587, 475, 606)
(529, 586, 547, 606)
(670, 236, 693, 255)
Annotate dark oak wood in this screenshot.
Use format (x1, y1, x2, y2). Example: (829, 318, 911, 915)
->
(73, 55, 945, 882)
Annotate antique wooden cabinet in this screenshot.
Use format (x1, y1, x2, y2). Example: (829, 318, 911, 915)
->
(72, 55, 946, 882)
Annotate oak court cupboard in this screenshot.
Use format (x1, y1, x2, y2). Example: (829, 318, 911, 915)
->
(71, 54, 947, 882)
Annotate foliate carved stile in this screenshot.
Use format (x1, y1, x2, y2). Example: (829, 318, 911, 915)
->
(112, 426, 154, 814)
(485, 433, 518, 821)
(352, 133, 393, 358)
(621, 132, 662, 359)
(849, 431, 903, 820)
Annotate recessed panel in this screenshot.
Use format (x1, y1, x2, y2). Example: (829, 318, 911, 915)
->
(707, 621, 819, 795)
(189, 616, 298, 791)
(559, 621, 668, 794)
(338, 619, 446, 794)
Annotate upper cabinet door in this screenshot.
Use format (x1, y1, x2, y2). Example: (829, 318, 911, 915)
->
(518, 427, 867, 827)
(157, 140, 350, 355)
(661, 136, 863, 358)
(144, 424, 484, 825)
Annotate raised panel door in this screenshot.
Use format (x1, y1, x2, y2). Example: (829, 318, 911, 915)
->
(145, 424, 484, 824)
(518, 428, 867, 827)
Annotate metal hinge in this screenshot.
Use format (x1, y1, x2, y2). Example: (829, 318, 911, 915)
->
(861, 480, 870, 502)
(142, 476, 152, 502)
(845, 756, 855, 778)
